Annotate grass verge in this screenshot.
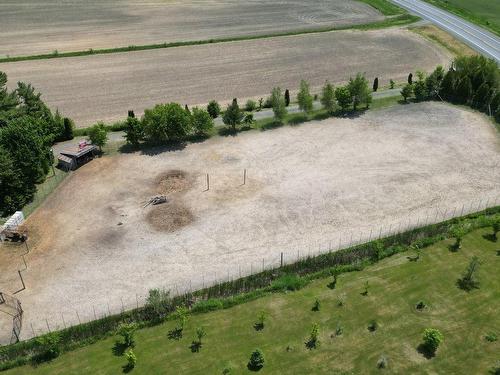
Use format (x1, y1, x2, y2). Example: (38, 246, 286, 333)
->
(3, 224, 499, 374)
(410, 25, 478, 57)
(0, 14, 419, 64)
(358, 0, 404, 16)
(423, 0, 500, 37)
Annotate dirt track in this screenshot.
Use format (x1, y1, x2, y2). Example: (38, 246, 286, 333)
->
(0, 102, 498, 341)
(1, 29, 451, 127)
(0, 0, 383, 57)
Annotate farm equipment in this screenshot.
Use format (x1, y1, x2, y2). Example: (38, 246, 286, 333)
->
(0, 212, 28, 242)
(144, 195, 168, 208)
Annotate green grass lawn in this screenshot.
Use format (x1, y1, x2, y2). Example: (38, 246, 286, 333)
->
(424, 0, 500, 36)
(5, 228, 499, 374)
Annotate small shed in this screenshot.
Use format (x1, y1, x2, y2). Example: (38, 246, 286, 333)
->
(57, 144, 98, 171)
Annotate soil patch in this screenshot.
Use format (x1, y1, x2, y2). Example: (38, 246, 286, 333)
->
(155, 170, 191, 195)
(146, 202, 194, 232)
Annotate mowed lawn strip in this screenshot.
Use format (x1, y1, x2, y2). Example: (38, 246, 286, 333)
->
(6, 228, 499, 374)
(424, 0, 500, 36)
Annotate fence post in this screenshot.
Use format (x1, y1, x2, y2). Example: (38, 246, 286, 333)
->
(280, 252, 284, 267)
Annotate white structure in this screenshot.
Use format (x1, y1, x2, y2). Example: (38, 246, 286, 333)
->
(0, 211, 25, 241)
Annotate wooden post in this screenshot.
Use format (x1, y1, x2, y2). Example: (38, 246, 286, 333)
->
(206, 174, 210, 191)
(280, 252, 284, 267)
(243, 169, 247, 185)
(46, 319, 51, 332)
(61, 313, 66, 328)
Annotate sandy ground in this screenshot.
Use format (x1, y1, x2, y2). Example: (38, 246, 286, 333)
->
(0, 0, 384, 57)
(0, 102, 499, 341)
(1, 29, 451, 127)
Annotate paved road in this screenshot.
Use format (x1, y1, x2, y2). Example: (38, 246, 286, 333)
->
(391, 0, 500, 63)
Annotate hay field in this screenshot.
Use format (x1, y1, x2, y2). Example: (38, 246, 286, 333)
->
(1, 29, 450, 127)
(0, 102, 498, 341)
(0, 0, 384, 57)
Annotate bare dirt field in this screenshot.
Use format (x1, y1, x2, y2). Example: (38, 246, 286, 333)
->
(0, 0, 384, 57)
(1, 28, 450, 127)
(0, 102, 499, 341)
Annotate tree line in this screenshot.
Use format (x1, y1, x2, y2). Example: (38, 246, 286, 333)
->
(401, 55, 500, 122)
(0, 72, 74, 216)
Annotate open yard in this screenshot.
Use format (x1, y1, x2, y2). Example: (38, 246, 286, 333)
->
(1, 28, 450, 127)
(3, 227, 500, 374)
(0, 0, 385, 57)
(0, 102, 499, 342)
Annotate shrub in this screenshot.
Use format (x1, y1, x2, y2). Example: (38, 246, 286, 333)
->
(124, 116, 143, 147)
(415, 301, 427, 311)
(368, 320, 378, 332)
(457, 256, 480, 291)
(173, 306, 189, 330)
(377, 355, 388, 369)
(335, 323, 343, 336)
(248, 349, 265, 371)
(362, 280, 370, 296)
(145, 288, 172, 319)
(335, 86, 352, 112)
(222, 98, 244, 132)
(243, 113, 254, 125)
(125, 349, 137, 369)
(450, 223, 468, 250)
(63, 117, 74, 140)
(284, 89, 290, 107)
(312, 299, 320, 311)
(422, 328, 443, 354)
(491, 216, 500, 241)
(191, 107, 214, 136)
(348, 73, 372, 110)
(297, 80, 313, 113)
(255, 311, 266, 330)
(245, 100, 257, 112)
(117, 323, 138, 348)
(87, 122, 108, 151)
(401, 84, 413, 102)
(306, 323, 320, 349)
(192, 298, 224, 313)
(485, 332, 497, 342)
(196, 327, 206, 344)
(207, 100, 221, 119)
(34, 333, 61, 363)
(142, 103, 192, 142)
(270, 274, 307, 292)
(271, 87, 287, 123)
(336, 293, 347, 307)
(321, 81, 336, 114)
(390, 79, 395, 89)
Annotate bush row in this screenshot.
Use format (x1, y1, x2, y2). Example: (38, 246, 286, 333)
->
(1, 206, 498, 371)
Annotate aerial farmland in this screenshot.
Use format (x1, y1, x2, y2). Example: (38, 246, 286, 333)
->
(0, 0, 499, 374)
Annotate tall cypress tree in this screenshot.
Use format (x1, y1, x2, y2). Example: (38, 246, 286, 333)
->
(284, 89, 290, 107)
(373, 77, 379, 92)
(408, 73, 413, 85)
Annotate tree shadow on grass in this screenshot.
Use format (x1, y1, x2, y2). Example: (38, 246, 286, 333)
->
(122, 364, 134, 373)
(167, 327, 183, 340)
(304, 339, 318, 350)
(190, 341, 202, 353)
(482, 233, 497, 242)
(260, 120, 284, 131)
(253, 323, 264, 331)
(417, 343, 436, 360)
(247, 363, 264, 372)
(112, 342, 128, 357)
(497, 250, 500, 256)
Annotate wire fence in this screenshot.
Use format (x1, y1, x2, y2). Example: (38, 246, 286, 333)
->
(0, 292, 23, 345)
(5, 193, 500, 342)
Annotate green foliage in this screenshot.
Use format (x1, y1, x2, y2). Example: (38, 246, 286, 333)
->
(222, 99, 244, 132)
(270, 87, 287, 123)
(125, 349, 137, 369)
(248, 349, 265, 371)
(63, 117, 74, 140)
(297, 80, 314, 113)
(320, 81, 336, 114)
(485, 332, 497, 342)
(117, 323, 138, 347)
(174, 306, 189, 330)
(284, 89, 290, 107)
(245, 100, 257, 112)
(124, 116, 143, 147)
(408, 73, 413, 85)
(401, 84, 414, 102)
(243, 113, 254, 125)
(425, 66, 445, 100)
(270, 274, 307, 291)
(458, 256, 480, 291)
(367, 319, 378, 332)
(145, 288, 172, 320)
(491, 216, 500, 241)
(422, 328, 444, 354)
(348, 73, 372, 110)
(0, 146, 27, 216)
(390, 79, 395, 89)
(34, 333, 61, 363)
(142, 103, 192, 142)
(450, 223, 468, 249)
(191, 107, 214, 136)
(196, 327, 206, 344)
(307, 323, 320, 348)
(192, 298, 224, 313)
(335, 86, 352, 112)
(207, 100, 221, 119)
(413, 71, 428, 102)
(256, 311, 267, 329)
